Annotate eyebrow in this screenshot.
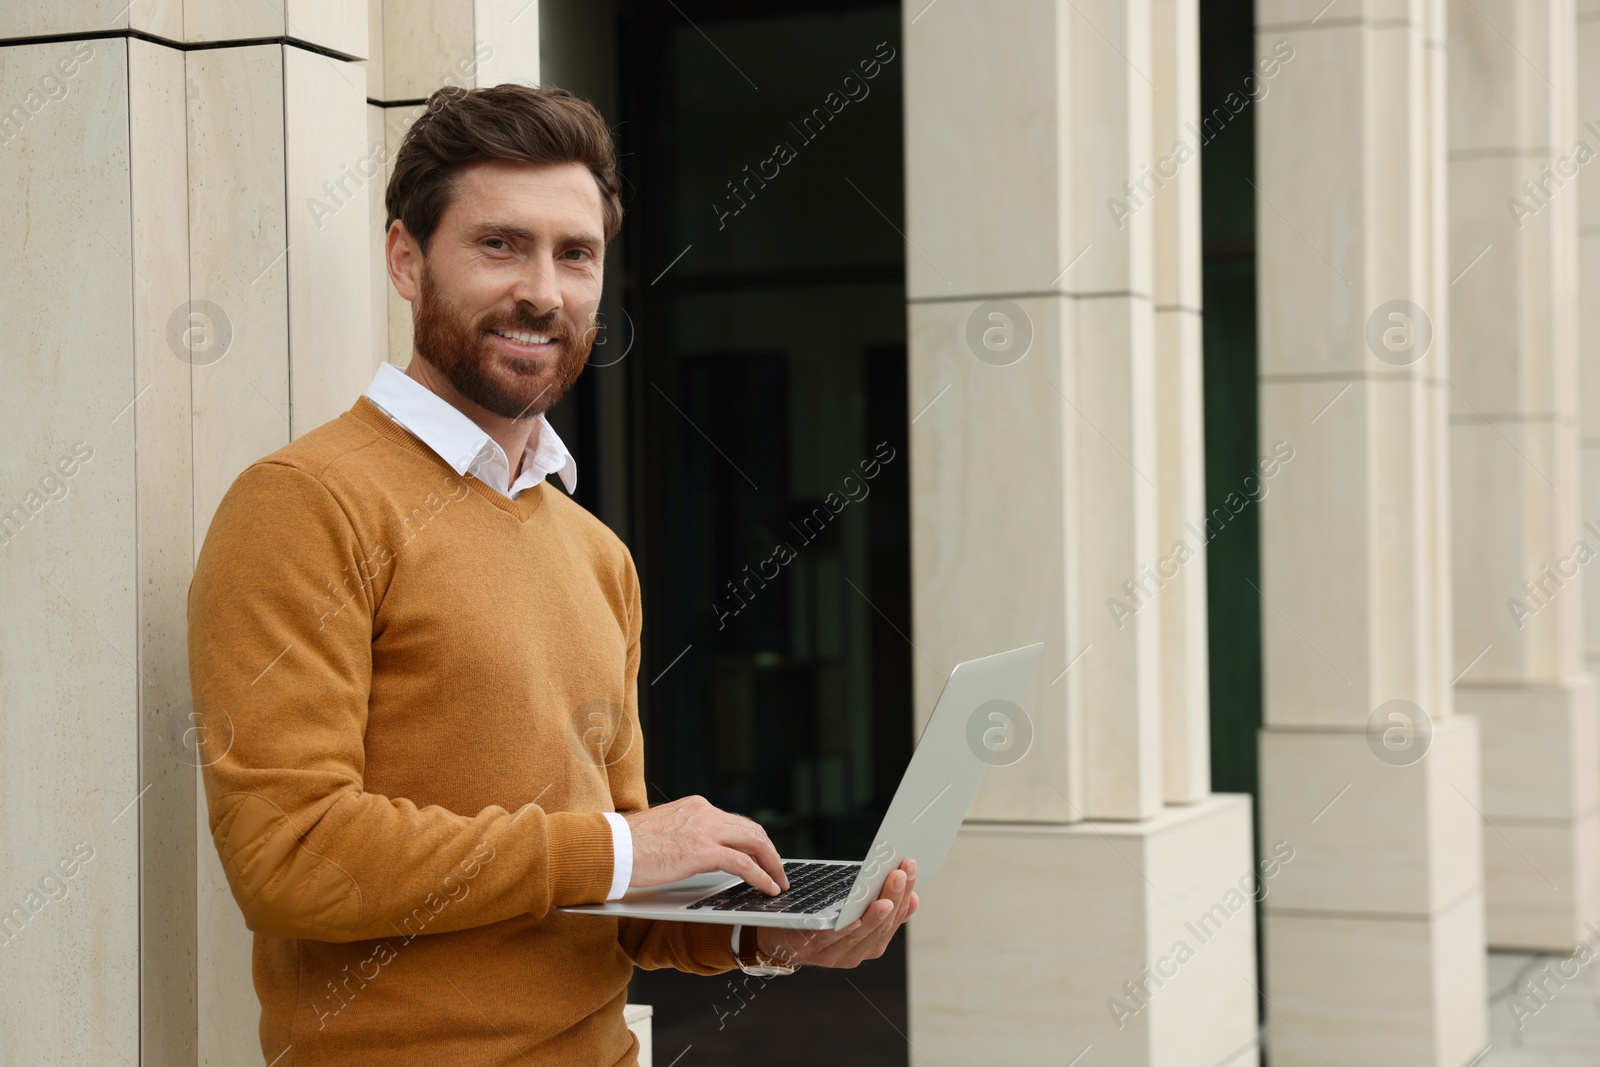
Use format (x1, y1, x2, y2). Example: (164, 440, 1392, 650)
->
(467, 221, 603, 247)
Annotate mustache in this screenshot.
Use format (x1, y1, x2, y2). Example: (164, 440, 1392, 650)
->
(482, 309, 579, 342)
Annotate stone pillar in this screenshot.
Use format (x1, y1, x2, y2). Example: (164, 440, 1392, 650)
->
(0, 3, 372, 1064)
(1448, 0, 1599, 952)
(1152, 0, 1211, 804)
(1254, 3, 1487, 1065)
(0, 20, 192, 1066)
(904, 2, 1257, 1064)
(1583, 3, 1600, 682)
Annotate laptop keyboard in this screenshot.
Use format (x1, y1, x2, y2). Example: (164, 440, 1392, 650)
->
(685, 860, 861, 914)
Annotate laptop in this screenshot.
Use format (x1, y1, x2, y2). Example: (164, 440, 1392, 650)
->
(560, 642, 1044, 932)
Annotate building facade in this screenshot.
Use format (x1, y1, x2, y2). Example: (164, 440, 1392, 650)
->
(1, 1, 1596, 1065)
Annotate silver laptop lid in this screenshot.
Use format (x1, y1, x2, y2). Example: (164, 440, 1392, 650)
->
(826, 641, 1044, 929)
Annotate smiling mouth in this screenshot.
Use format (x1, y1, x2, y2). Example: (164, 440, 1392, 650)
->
(490, 327, 555, 346)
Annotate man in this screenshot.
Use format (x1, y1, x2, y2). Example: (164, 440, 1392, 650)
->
(187, 83, 917, 1066)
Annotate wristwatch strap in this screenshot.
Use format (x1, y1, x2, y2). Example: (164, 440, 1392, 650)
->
(736, 925, 798, 975)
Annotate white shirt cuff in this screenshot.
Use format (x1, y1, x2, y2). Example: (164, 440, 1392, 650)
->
(732, 925, 742, 958)
(602, 811, 632, 901)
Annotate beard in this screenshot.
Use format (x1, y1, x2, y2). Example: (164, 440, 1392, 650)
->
(410, 262, 594, 420)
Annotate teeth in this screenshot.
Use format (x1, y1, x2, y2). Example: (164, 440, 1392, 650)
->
(493, 328, 552, 345)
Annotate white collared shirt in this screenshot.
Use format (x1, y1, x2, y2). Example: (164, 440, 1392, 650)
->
(364, 361, 578, 500)
(362, 361, 632, 901)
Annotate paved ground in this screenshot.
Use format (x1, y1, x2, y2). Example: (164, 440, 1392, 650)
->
(1480, 951, 1600, 1066)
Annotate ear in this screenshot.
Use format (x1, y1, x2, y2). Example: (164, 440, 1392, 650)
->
(386, 220, 423, 303)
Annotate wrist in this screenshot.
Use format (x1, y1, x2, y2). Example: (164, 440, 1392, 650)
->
(736, 925, 798, 976)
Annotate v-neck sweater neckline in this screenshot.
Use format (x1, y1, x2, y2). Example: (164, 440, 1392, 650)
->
(348, 394, 545, 522)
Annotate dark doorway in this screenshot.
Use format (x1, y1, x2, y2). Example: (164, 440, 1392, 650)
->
(1197, 0, 1265, 1035)
(1198, 0, 1261, 811)
(587, 0, 913, 1059)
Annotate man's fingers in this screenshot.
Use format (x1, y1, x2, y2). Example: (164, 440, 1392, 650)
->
(836, 872, 912, 963)
(830, 875, 902, 954)
(875, 869, 908, 911)
(893, 869, 918, 925)
(721, 815, 788, 891)
(720, 847, 781, 895)
(695, 811, 786, 892)
(795, 866, 920, 968)
(671, 804, 787, 893)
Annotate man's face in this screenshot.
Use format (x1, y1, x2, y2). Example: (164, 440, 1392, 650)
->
(404, 158, 606, 420)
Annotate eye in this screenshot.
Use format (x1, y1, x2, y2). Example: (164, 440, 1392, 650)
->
(563, 248, 592, 262)
(483, 237, 512, 252)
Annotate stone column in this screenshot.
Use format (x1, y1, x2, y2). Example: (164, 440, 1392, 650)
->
(0, 3, 372, 1065)
(1448, 0, 1599, 952)
(904, 2, 1257, 1064)
(0, 19, 192, 1066)
(1254, 2, 1487, 1064)
(1152, 0, 1212, 804)
(1583, 3, 1600, 684)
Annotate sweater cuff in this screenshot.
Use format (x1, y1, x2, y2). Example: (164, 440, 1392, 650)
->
(602, 812, 632, 901)
(682, 917, 742, 971)
(545, 811, 617, 906)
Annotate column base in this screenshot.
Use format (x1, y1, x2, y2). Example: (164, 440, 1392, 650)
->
(1263, 889, 1486, 1067)
(1459, 677, 1600, 950)
(907, 794, 1258, 1067)
(1257, 716, 1487, 1065)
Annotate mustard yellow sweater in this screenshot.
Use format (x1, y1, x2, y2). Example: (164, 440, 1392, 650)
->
(187, 396, 738, 1066)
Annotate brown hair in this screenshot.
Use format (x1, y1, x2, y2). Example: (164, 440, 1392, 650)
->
(385, 83, 623, 255)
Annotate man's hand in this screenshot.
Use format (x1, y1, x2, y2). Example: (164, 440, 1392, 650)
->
(756, 859, 918, 968)
(623, 795, 790, 895)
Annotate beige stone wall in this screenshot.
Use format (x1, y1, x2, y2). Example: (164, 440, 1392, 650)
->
(0, 3, 373, 1062)
(0, 31, 186, 1066)
(1583, 0, 1600, 689)
(902, 2, 1257, 1064)
(1253, 1, 1488, 1064)
(1448, 0, 1600, 954)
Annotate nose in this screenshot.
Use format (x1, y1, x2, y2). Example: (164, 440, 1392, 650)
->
(509, 251, 562, 316)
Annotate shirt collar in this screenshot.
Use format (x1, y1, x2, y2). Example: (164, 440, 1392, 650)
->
(363, 361, 578, 498)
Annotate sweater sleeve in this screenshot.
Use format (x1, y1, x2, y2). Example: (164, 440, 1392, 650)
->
(607, 551, 741, 975)
(188, 460, 616, 944)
